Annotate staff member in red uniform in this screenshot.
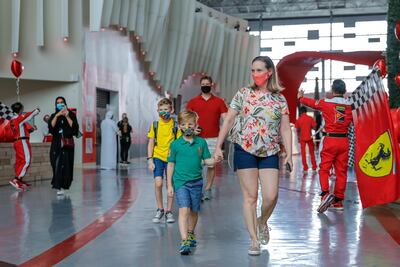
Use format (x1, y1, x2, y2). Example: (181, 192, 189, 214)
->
(9, 102, 40, 191)
(187, 76, 228, 200)
(295, 106, 317, 173)
(298, 79, 353, 213)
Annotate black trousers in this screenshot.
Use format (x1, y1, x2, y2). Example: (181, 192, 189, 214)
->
(120, 141, 131, 162)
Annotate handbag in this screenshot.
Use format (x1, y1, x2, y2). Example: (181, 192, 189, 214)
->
(61, 137, 75, 148)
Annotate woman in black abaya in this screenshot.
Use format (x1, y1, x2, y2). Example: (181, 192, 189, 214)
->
(48, 97, 79, 195)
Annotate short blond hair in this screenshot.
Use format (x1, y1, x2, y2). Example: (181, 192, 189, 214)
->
(158, 98, 173, 108)
(179, 110, 198, 124)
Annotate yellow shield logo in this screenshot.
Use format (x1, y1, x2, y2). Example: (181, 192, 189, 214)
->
(359, 131, 393, 177)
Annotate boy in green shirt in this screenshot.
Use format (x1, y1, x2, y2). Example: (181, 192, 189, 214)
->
(167, 110, 214, 255)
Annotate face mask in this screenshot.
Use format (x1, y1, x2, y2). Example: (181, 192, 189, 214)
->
(201, 86, 212, 94)
(183, 127, 195, 136)
(56, 103, 65, 110)
(252, 72, 271, 87)
(159, 111, 171, 120)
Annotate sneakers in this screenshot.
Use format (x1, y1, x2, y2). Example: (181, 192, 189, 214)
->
(187, 232, 197, 247)
(248, 240, 261, 256)
(9, 178, 25, 191)
(57, 189, 65, 196)
(317, 193, 335, 213)
(202, 189, 211, 201)
(152, 209, 165, 223)
(329, 200, 344, 211)
(165, 211, 175, 223)
(179, 240, 191, 255)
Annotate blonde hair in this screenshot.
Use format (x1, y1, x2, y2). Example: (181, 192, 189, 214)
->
(179, 110, 198, 124)
(157, 98, 173, 108)
(251, 56, 283, 93)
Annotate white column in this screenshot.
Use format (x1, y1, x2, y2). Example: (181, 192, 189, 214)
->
(36, 0, 44, 46)
(61, 0, 69, 38)
(11, 0, 21, 53)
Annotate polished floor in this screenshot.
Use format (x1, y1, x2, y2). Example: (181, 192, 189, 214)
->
(0, 155, 399, 267)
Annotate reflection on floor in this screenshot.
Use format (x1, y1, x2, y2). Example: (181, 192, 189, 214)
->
(0, 155, 399, 267)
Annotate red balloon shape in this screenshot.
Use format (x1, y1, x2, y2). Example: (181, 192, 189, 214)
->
(395, 21, 400, 41)
(373, 59, 387, 78)
(11, 60, 23, 78)
(395, 73, 400, 87)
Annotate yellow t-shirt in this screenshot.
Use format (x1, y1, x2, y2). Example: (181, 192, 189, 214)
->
(147, 119, 181, 162)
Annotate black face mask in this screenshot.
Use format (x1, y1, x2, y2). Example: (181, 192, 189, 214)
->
(201, 86, 211, 94)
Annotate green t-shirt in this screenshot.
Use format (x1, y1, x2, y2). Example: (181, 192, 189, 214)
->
(168, 136, 211, 190)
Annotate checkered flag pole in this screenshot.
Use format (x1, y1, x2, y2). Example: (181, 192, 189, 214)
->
(0, 101, 16, 120)
(348, 123, 355, 167)
(346, 68, 381, 167)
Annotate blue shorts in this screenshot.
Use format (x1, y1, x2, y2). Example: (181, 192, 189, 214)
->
(153, 158, 167, 178)
(233, 144, 279, 171)
(175, 179, 203, 212)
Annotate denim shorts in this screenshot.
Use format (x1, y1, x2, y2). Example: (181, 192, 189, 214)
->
(175, 179, 203, 212)
(153, 158, 168, 178)
(233, 144, 279, 171)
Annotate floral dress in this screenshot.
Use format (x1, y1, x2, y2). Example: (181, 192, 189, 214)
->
(229, 87, 289, 157)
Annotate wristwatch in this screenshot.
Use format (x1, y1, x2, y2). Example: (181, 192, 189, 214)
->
(146, 157, 153, 160)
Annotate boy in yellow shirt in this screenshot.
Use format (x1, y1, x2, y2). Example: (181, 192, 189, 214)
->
(147, 98, 181, 223)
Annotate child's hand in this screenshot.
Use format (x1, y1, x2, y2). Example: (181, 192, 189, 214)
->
(168, 186, 174, 197)
(148, 159, 155, 172)
(204, 158, 215, 168)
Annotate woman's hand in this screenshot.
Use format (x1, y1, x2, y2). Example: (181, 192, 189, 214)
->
(283, 154, 293, 173)
(214, 147, 224, 163)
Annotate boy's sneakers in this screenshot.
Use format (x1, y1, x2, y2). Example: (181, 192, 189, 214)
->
(9, 178, 25, 191)
(152, 209, 165, 223)
(20, 180, 31, 189)
(317, 193, 335, 213)
(202, 189, 211, 201)
(165, 211, 175, 223)
(329, 200, 344, 211)
(187, 232, 197, 247)
(248, 240, 261, 256)
(179, 240, 191, 255)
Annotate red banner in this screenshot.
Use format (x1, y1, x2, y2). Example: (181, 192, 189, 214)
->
(350, 70, 400, 208)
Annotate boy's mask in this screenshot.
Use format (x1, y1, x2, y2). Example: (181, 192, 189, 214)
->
(182, 126, 195, 136)
(159, 111, 171, 120)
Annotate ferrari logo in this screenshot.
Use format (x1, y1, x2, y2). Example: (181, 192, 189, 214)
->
(359, 131, 393, 177)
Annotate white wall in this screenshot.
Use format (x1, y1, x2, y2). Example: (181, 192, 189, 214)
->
(83, 30, 162, 159)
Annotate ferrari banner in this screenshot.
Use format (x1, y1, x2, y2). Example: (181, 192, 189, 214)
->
(348, 69, 400, 208)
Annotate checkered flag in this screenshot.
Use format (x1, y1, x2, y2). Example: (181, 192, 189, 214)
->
(0, 101, 16, 121)
(346, 68, 380, 167)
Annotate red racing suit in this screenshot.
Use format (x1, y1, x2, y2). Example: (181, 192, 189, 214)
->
(300, 96, 353, 199)
(10, 109, 40, 180)
(295, 113, 317, 171)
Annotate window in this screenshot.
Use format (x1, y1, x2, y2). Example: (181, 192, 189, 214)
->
(344, 33, 356, 38)
(368, 38, 380, 43)
(260, 47, 272, 52)
(308, 30, 319, 40)
(284, 41, 295, 46)
(344, 66, 356, 70)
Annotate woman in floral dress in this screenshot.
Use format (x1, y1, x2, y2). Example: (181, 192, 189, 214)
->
(214, 56, 293, 256)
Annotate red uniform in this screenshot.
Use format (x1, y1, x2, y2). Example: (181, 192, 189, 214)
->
(300, 96, 352, 199)
(295, 113, 317, 171)
(186, 94, 227, 138)
(10, 109, 40, 180)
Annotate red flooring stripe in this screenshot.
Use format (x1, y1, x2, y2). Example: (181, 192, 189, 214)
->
(18, 179, 137, 267)
(370, 207, 400, 246)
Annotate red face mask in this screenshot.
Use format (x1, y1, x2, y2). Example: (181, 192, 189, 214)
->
(252, 72, 271, 87)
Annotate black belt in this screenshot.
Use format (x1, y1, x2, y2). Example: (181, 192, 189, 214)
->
(14, 137, 29, 141)
(322, 132, 348, 138)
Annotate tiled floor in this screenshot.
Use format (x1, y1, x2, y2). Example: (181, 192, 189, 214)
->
(0, 155, 399, 267)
